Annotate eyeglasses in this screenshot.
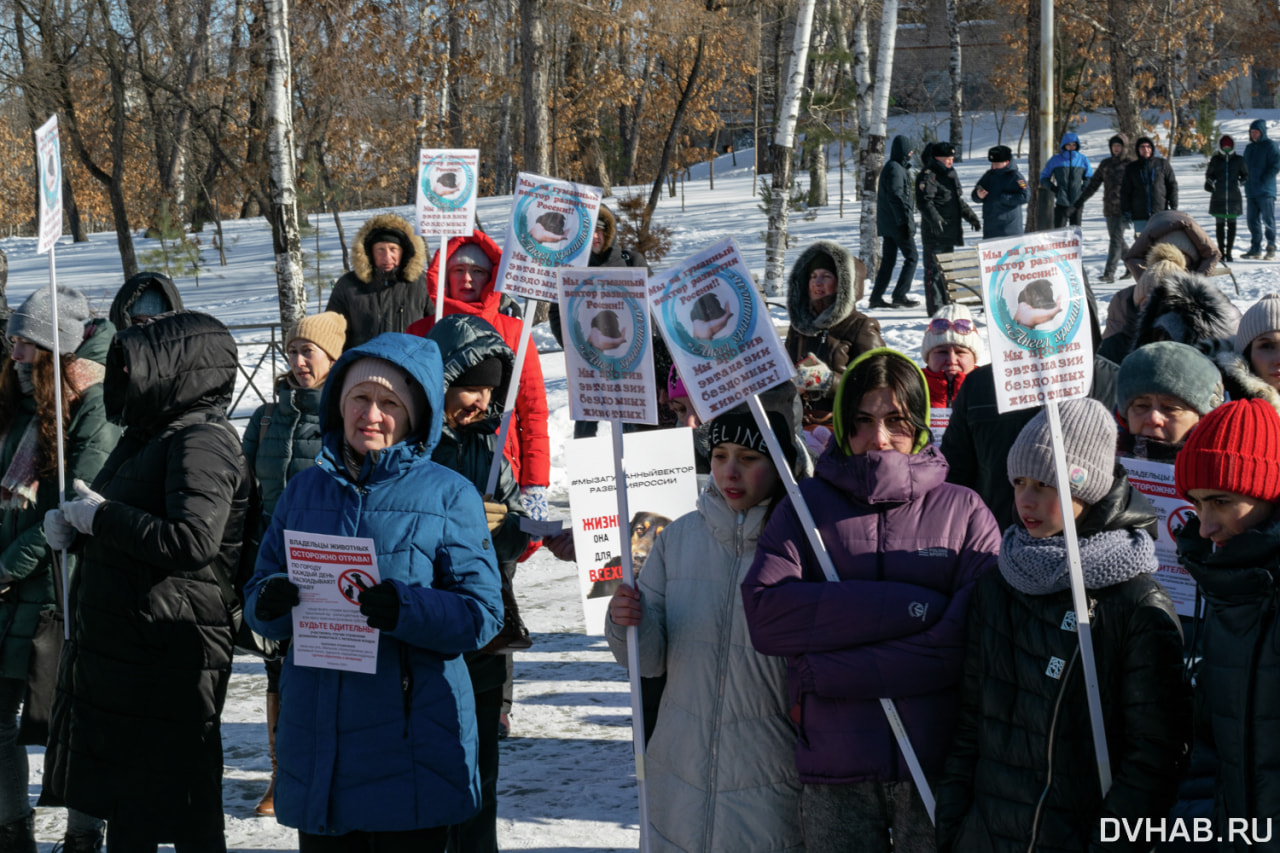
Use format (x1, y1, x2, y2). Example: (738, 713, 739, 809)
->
(928, 318, 976, 335)
(851, 413, 917, 438)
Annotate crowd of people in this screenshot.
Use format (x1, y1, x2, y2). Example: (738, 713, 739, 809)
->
(0, 119, 1277, 853)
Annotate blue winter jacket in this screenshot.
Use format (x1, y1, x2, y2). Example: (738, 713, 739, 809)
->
(245, 332, 504, 836)
(971, 165, 1030, 238)
(1039, 132, 1093, 207)
(1244, 119, 1280, 199)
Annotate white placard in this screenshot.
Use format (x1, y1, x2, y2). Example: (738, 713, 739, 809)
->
(284, 530, 382, 673)
(415, 148, 478, 237)
(559, 268, 657, 425)
(648, 237, 794, 422)
(929, 407, 952, 445)
(566, 429, 698, 635)
(1118, 457, 1199, 618)
(494, 172, 601, 301)
(979, 230, 1094, 413)
(35, 116, 61, 255)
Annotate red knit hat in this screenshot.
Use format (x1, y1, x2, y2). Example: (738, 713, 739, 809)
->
(1175, 398, 1280, 502)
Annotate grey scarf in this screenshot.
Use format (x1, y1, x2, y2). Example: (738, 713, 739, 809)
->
(998, 525, 1157, 595)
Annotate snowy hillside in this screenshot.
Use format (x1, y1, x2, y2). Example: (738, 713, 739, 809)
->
(8, 109, 1280, 851)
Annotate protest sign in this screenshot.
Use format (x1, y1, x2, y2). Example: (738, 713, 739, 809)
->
(494, 172, 600, 302)
(285, 531, 382, 674)
(565, 429, 697, 636)
(649, 237, 793, 422)
(929, 408, 952, 445)
(36, 116, 61, 255)
(559, 268, 657, 425)
(415, 149, 479, 237)
(1119, 457, 1198, 617)
(979, 230, 1094, 413)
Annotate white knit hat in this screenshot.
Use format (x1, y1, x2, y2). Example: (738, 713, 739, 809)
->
(921, 303, 984, 363)
(1236, 294, 1280, 355)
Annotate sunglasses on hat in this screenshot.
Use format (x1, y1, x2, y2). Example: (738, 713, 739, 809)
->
(928, 317, 975, 335)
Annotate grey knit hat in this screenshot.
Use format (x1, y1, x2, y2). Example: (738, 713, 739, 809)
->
(1235, 294, 1280, 355)
(1117, 341, 1224, 416)
(1007, 398, 1117, 506)
(7, 285, 90, 354)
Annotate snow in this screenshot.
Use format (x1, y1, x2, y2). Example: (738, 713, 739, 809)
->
(9, 108, 1280, 850)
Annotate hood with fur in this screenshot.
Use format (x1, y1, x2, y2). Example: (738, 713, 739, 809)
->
(351, 213, 428, 285)
(786, 240, 864, 335)
(1132, 271, 1241, 353)
(1204, 337, 1280, 415)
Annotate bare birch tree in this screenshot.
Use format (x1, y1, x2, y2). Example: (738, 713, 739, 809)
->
(263, 0, 305, 335)
(858, 0, 900, 287)
(946, 0, 963, 159)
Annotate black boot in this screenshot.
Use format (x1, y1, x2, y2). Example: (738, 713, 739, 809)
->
(481, 572, 532, 654)
(0, 813, 37, 853)
(60, 830, 105, 853)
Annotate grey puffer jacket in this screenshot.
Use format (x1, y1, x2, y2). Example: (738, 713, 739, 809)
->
(606, 485, 803, 853)
(243, 377, 324, 536)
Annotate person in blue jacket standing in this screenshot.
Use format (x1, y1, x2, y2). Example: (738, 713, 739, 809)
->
(1243, 119, 1280, 260)
(245, 332, 503, 852)
(972, 145, 1029, 238)
(1039, 132, 1093, 227)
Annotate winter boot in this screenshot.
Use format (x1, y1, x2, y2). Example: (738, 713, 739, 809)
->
(59, 830, 105, 853)
(481, 573, 533, 654)
(0, 813, 37, 853)
(254, 692, 280, 816)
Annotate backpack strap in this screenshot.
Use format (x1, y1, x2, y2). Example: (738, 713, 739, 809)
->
(258, 403, 276, 447)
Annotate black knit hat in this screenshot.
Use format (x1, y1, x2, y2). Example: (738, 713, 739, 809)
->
(708, 410, 798, 474)
(453, 356, 504, 389)
(366, 227, 409, 252)
(988, 145, 1013, 162)
(806, 251, 838, 278)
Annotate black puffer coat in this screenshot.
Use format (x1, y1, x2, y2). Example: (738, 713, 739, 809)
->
(1121, 142, 1179, 221)
(108, 270, 184, 330)
(936, 474, 1191, 852)
(1205, 150, 1248, 218)
(1176, 515, 1280, 852)
(42, 312, 249, 840)
(877, 135, 916, 236)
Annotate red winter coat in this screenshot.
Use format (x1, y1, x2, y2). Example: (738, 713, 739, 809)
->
(924, 367, 969, 408)
(406, 232, 550, 488)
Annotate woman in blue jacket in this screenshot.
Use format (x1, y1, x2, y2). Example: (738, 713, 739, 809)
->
(245, 332, 503, 851)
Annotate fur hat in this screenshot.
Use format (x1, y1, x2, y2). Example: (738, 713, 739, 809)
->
(288, 312, 347, 361)
(8, 285, 90, 354)
(1235, 294, 1280, 355)
(1007, 398, 1117, 506)
(988, 145, 1013, 163)
(932, 141, 956, 158)
(1116, 341, 1224, 416)
(1176, 398, 1280, 503)
(921, 303, 983, 363)
(340, 357, 426, 433)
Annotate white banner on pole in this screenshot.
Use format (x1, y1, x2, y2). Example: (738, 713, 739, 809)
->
(1118, 457, 1199, 617)
(494, 172, 601, 301)
(36, 116, 62, 255)
(648, 237, 794, 422)
(978, 229, 1094, 413)
(559, 268, 657, 425)
(415, 148, 478, 237)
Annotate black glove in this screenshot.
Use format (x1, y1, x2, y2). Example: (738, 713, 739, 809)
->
(966, 213, 982, 232)
(898, 223, 913, 243)
(255, 576, 301, 621)
(1064, 206, 1077, 220)
(359, 580, 401, 632)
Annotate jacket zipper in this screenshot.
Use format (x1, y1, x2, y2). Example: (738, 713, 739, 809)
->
(701, 514, 746, 852)
(1242, 594, 1276, 819)
(1028, 644, 1082, 852)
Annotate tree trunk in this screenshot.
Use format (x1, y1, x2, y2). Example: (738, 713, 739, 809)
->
(623, 49, 653, 182)
(946, 0, 964, 160)
(1027, 0, 1044, 231)
(263, 0, 306, 336)
(807, 0, 833, 208)
(520, 0, 550, 175)
(764, 0, 818, 297)
(63, 176, 87, 242)
(448, 2, 465, 148)
(857, 0, 898, 293)
(493, 0, 518, 195)
(1108, 0, 1141, 141)
(853, 0, 878, 279)
(642, 33, 706, 234)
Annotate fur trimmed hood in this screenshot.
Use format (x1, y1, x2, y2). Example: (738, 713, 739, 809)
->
(786, 240, 865, 336)
(351, 213, 428, 285)
(1132, 271, 1241, 353)
(1203, 337, 1280, 415)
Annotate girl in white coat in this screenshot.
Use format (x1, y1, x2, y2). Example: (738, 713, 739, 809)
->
(606, 408, 804, 853)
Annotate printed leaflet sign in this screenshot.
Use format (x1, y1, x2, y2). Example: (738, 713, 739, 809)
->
(1119, 457, 1199, 618)
(285, 530, 382, 673)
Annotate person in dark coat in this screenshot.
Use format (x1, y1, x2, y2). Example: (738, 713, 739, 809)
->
(1242, 119, 1280, 259)
(743, 348, 999, 853)
(1174, 398, 1280, 852)
(326, 213, 429, 350)
(1120, 137, 1178, 232)
(971, 145, 1029, 239)
(1127, 269, 1240, 355)
(1205, 134, 1248, 262)
(240, 310, 347, 818)
(1074, 134, 1135, 282)
(784, 240, 884, 431)
(917, 142, 982, 314)
(869, 134, 919, 309)
(108, 270, 184, 329)
(0, 288, 116, 852)
(1038, 131, 1093, 227)
(936, 399, 1190, 853)
(426, 314, 530, 853)
(42, 312, 250, 852)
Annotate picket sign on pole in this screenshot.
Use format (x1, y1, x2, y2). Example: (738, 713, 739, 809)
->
(976, 228, 1108, 793)
(744, 395, 936, 823)
(35, 115, 70, 639)
(434, 241, 448, 323)
(610, 421, 652, 853)
(1045, 401, 1112, 795)
(415, 148, 479, 325)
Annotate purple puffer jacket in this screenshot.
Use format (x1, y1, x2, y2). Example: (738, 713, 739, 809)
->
(741, 443, 999, 785)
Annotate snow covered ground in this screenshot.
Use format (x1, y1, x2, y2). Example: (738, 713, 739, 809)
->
(7, 109, 1280, 850)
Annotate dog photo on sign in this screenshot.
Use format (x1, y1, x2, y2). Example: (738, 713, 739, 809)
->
(529, 210, 570, 245)
(689, 290, 735, 340)
(1010, 277, 1064, 330)
(587, 310, 629, 352)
